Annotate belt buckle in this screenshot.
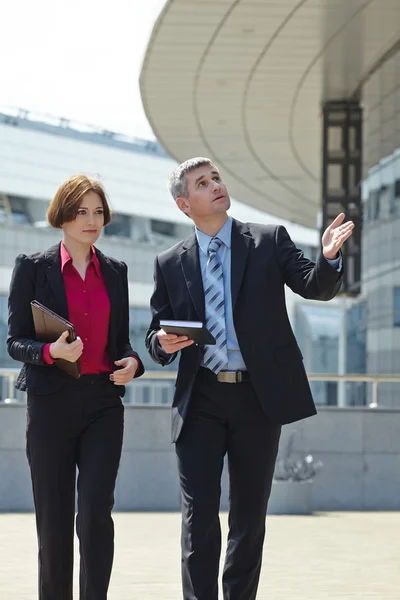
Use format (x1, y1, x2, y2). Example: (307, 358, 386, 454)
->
(217, 371, 241, 384)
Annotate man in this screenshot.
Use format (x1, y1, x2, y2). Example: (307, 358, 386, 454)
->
(145, 157, 353, 600)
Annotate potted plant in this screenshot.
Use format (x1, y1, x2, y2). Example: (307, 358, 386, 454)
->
(268, 431, 323, 515)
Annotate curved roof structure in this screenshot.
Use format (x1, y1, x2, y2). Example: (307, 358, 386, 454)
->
(140, 0, 400, 228)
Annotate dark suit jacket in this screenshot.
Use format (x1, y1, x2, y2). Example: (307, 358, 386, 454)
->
(146, 219, 343, 442)
(7, 243, 144, 395)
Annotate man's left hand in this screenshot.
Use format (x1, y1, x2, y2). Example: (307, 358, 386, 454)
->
(322, 213, 354, 260)
(110, 357, 139, 385)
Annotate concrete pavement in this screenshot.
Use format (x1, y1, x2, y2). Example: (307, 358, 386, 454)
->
(0, 511, 398, 599)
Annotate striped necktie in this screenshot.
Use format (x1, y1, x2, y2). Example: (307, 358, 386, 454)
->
(203, 237, 228, 374)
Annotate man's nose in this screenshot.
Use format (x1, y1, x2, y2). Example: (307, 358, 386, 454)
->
(212, 180, 221, 192)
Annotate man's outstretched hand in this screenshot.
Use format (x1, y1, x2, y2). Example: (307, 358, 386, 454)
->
(322, 213, 354, 260)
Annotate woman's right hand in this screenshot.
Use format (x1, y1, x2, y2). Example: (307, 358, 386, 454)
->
(49, 331, 83, 362)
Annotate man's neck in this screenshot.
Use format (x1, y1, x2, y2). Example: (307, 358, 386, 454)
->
(194, 214, 228, 238)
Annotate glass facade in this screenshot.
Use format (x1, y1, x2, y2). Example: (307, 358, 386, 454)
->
(0, 294, 13, 369)
(394, 288, 400, 328)
(361, 45, 400, 407)
(345, 301, 367, 406)
(129, 306, 177, 373)
(294, 303, 341, 406)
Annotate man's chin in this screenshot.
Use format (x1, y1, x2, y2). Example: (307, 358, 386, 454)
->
(214, 198, 230, 212)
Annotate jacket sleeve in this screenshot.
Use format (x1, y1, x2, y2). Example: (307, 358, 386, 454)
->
(117, 262, 145, 378)
(7, 254, 48, 365)
(276, 226, 343, 301)
(145, 256, 177, 367)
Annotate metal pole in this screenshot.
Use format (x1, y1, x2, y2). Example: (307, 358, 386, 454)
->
(369, 380, 379, 408)
(337, 297, 347, 407)
(8, 374, 16, 401)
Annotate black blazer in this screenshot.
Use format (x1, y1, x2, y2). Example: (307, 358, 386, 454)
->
(146, 219, 343, 442)
(7, 243, 144, 396)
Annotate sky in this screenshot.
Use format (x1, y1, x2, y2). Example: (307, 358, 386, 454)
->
(1, 0, 318, 241)
(1, 0, 166, 139)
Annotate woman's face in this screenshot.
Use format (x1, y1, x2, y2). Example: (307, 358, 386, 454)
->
(62, 191, 105, 245)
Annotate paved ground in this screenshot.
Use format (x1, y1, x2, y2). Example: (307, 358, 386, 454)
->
(0, 511, 398, 599)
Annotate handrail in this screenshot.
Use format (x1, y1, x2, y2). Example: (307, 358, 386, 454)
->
(1, 368, 400, 408)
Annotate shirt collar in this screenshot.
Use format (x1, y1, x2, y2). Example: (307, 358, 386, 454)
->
(196, 216, 232, 256)
(60, 242, 101, 278)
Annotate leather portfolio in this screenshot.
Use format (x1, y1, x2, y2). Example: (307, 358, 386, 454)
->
(31, 300, 81, 379)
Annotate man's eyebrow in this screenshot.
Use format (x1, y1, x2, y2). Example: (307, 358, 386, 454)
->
(194, 171, 220, 185)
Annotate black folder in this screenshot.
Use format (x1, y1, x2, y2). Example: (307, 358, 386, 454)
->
(160, 320, 216, 345)
(31, 300, 81, 379)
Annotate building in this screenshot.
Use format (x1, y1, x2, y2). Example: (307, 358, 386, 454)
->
(0, 108, 339, 405)
(139, 0, 400, 406)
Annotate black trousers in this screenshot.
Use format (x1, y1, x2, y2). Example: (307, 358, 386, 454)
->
(26, 374, 124, 600)
(176, 368, 281, 600)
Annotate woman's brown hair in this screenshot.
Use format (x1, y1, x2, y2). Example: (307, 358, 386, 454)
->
(47, 174, 112, 228)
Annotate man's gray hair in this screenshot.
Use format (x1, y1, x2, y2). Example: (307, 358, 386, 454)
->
(168, 157, 215, 200)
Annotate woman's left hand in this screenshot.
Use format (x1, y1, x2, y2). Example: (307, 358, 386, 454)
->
(110, 357, 139, 385)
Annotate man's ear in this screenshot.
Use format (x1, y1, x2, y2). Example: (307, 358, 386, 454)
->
(176, 197, 190, 216)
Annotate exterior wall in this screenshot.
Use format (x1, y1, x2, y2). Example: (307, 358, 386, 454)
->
(0, 221, 173, 289)
(361, 46, 400, 407)
(0, 120, 181, 225)
(0, 110, 321, 379)
(0, 114, 318, 245)
(1, 404, 399, 512)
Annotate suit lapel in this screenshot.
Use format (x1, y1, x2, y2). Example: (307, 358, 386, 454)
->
(95, 248, 120, 337)
(180, 235, 205, 321)
(44, 243, 69, 319)
(231, 219, 251, 311)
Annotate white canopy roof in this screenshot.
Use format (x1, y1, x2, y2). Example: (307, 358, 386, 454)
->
(140, 0, 400, 228)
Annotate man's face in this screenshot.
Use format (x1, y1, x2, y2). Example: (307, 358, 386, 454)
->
(177, 164, 231, 220)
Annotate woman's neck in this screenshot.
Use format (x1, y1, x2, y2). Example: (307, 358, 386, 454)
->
(62, 237, 92, 266)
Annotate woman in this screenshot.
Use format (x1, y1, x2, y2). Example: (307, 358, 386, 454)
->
(7, 174, 144, 600)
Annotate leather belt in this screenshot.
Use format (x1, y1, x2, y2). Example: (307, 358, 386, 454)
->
(198, 367, 250, 384)
(77, 372, 112, 385)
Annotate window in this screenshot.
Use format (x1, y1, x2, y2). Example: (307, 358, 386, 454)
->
(295, 244, 317, 262)
(151, 219, 176, 237)
(104, 213, 131, 238)
(0, 195, 31, 225)
(394, 288, 400, 327)
(379, 186, 390, 219)
(346, 301, 367, 373)
(142, 386, 150, 404)
(0, 294, 13, 368)
(394, 180, 400, 216)
(369, 189, 380, 221)
(128, 306, 177, 372)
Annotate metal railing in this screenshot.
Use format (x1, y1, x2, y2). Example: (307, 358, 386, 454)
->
(1, 368, 400, 408)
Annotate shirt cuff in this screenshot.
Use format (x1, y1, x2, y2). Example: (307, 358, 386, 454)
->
(130, 355, 142, 378)
(325, 255, 342, 272)
(42, 343, 55, 364)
